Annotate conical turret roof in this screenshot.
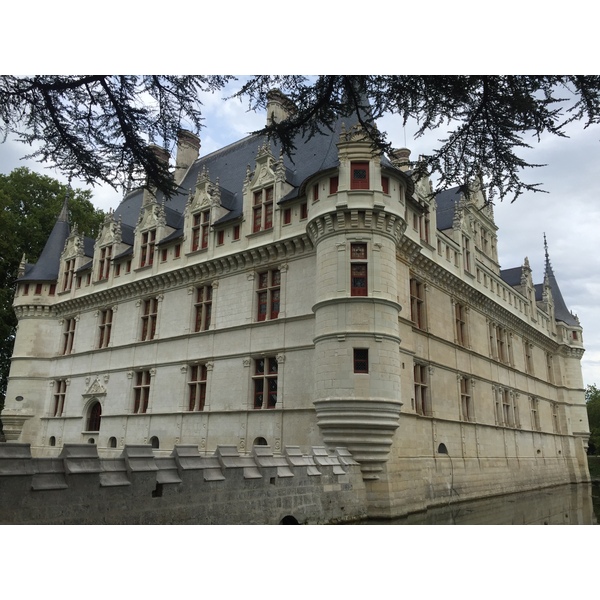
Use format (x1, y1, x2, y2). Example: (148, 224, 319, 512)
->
(17, 193, 70, 283)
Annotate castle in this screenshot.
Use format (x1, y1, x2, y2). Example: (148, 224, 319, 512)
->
(1, 92, 591, 521)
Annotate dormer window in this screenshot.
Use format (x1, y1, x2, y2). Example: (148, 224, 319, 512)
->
(140, 229, 156, 267)
(63, 259, 75, 291)
(98, 245, 112, 280)
(192, 210, 210, 251)
(351, 162, 369, 190)
(253, 186, 274, 233)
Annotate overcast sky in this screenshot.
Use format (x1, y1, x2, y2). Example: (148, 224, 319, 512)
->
(1, 79, 598, 387)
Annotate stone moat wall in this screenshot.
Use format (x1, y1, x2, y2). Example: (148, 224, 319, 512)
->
(0, 443, 368, 525)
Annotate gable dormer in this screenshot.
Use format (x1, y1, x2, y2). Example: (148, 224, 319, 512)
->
(93, 211, 130, 282)
(58, 224, 87, 294)
(243, 142, 292, 235)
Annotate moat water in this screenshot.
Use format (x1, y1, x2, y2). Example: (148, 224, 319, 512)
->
(358, 483, 600, 525)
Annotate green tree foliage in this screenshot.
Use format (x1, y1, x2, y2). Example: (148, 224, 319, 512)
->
(2, 75, 600, 202)
(0, 168, 105, 410)
(586, 384, 600, 455)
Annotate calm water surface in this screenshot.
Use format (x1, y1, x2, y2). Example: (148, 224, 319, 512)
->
(359, 483, 599, 525)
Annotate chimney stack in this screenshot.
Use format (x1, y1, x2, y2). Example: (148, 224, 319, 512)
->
(142, 144, 171, 205)
(390, 148, 411, 172)
(266, 89, 296, 126)
(175, 130, 201, 184)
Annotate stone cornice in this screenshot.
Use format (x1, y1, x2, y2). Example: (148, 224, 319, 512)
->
(53, 234, 314, 316)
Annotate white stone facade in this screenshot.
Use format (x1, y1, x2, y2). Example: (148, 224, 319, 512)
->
(3, 110, 590, 518)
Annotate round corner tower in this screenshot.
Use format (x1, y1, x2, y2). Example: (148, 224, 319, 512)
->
(307, 124, 408, 480)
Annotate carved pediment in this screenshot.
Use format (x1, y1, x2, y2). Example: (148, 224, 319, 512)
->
(83, 377, 107, 397)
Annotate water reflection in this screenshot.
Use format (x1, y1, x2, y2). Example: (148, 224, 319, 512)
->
(361, 483, 599, 525)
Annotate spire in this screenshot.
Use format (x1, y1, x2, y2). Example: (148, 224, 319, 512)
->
(542, 233, 578, 326)
(58, 184, 70, 222)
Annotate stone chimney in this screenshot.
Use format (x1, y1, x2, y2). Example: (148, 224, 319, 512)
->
(266, 89, 296, 125)
(175, 130, 200, 184)
(390, 148, 411, 171)
(142, 144, 171, 205)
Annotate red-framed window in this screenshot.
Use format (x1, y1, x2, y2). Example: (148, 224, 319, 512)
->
(351, 162, 369, 190)
(194, 285, 212, 332)
(22, 283, 29, 296)
(140, 229, 156, 267)
(98, 308, 113, 349)
(114, 263, 121, 277)
(133, 370, 151, 414)
(192, 211, 210, 251)
(63, 259, 75, 291)
(160, 248, 168, 262)
(257, 269, 280, 321)
(253, 186, 274, 233)
(313, 183, 319, 202)
(381, 176, 389, 194)
(174, 244, 181, 258)
(233, 225, 240, 240)
(35, 284, 42, 295)
(253, 357, 278, 409)
(98, 245, 112, 280)
(410, 277, 426, 330)
(329, 176, 339, 194)
(353, 348, 369, 373)
(414, 363, 430, 416)
(62, 318, 76, 355)
(188, 364, 207, 411)
(49, 284, 56, 296)
(283, 208, 292, 225)
(350, 243, 368, 296)
(53, 379, 67, 417)
(141, 297, 158, 341)
(217, 230, 224, 245)
(300, 203, 308, 220)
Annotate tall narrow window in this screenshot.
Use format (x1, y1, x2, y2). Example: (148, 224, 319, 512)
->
(98, 308, 113, 349)
(98, 245, 112, 280)
(192, 211, 210, 251)
(381, 176, 389, 194)
(300, 202, 308, 220)
(313, 183, 319, 201)
(350, 243, 368, 296)
(460, 377, 473, 422)
(496, 326, 506, 363)
(140, 229, 156, 267)
(253, 187, 274, 233)
(524, 340, 534, 374)
(552, 402, 560, 433)
(87, 401, 102, 431)
(233, 225, 240, 241)
(410, 278, 426, 329)
(414, 364, 430, 416)
(257, 269, 280, 321)
(63, 259, 75, 291)
(350, 162, 369, 190)
(194, 285, 212, 332)
(353, 348, 369, 373)
(141, 297, 158, 341)
(502, 389, 513, 427)
(283, 208, 292, 225)
(62, 318, 76, 355)
(530, 396, 541, 431)
(454, 302, 468, 347)
(546, 353, 555, 384)
(188, 364, 207, 411)
(462, 236, 471, 273)
(253, 357, 278, 409)
(53, 379, 67, 417)
(329, 176, 339, 194)
(133, 370, 151, 414)
(217, 230, 224, 245)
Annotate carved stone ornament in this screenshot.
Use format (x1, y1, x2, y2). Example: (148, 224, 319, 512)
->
(83, 377, 107, 397)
